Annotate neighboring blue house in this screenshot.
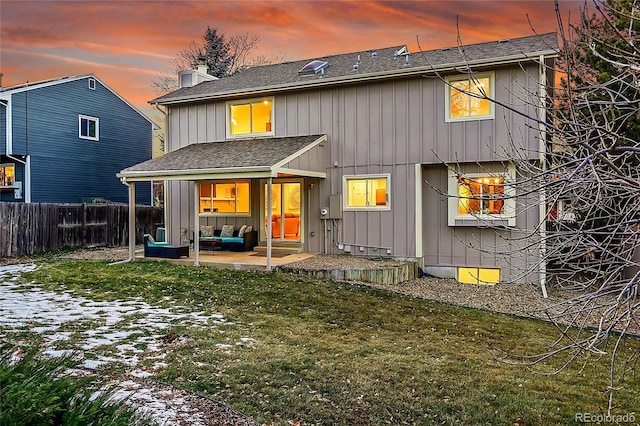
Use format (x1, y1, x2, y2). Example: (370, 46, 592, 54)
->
(0, 74, 154, 204)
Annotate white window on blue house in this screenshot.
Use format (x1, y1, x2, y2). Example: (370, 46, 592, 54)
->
(79, 115, 99, 141)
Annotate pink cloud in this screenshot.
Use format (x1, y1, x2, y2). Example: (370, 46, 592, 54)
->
(1, 0, 584, 116)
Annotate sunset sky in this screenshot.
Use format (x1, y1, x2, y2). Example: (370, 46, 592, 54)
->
(1, 0, 585, 120)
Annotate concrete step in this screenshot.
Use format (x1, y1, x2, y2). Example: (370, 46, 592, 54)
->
(254, 244, 304, 255)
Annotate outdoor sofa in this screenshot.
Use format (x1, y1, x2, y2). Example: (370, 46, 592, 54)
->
(199, 225, 257, 252)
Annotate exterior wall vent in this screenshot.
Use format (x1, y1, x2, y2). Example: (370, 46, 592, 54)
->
(88, 78, 96, 90)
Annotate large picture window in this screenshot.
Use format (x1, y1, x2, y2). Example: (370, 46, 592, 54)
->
(227, 98, 273, 137)
(79, 115, 99, 140)
(0, 164, 15, 187)
(447, 165, 515, 226)
(200, 181, 250, 216)
(343, 175, 390, 210)
(445, 72, 494, 122)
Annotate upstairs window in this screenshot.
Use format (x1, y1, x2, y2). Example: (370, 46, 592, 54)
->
(445, 72, 494, 122)
(448, 165, 515, 226)
(344, 175, 390, 211)
(199, 181, 250, 216)
(227, 97, 274, 137)
(0, 164, 15, 187)
(79, 115, 99, 141)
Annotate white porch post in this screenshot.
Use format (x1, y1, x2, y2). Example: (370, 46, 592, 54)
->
(266, 177, 273, 271)
(128, 181, 136, 261)
(194, 181, 200, 266)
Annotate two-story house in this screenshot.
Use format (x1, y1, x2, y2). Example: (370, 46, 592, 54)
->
(119, 33, 558, 284)
(0, 74, 154, 204)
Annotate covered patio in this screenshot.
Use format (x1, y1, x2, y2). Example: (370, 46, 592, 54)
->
(137, 249, 316, 271)
(117, 135, 327, 270)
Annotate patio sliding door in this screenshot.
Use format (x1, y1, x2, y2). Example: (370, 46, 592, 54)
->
(264, 181, 302, 242)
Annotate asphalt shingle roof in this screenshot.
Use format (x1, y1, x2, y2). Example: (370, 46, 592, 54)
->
(152, 32, 558, 105)
(119, 135, 325, 176)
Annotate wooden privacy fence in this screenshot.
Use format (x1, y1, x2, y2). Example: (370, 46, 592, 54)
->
(0, 202, 163, 257)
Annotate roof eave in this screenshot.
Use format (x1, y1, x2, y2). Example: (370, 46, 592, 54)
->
(118, 165, 274, 182)
(152, 49, 558, 106)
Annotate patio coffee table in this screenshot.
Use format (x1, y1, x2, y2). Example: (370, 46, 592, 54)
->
(200, 237, 222, 253)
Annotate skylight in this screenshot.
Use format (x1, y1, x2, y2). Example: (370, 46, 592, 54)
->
(299, 60, 329, 76)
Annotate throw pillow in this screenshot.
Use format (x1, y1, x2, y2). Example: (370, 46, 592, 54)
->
(245, 225, 253, 233)
(201, 225, 214, 237)
(146, 234, 155, 243)
(238, 224, 248, 238)
(221, 224, 235, 237)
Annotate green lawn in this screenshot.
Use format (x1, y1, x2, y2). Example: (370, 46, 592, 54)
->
(12, 260, 640, 425)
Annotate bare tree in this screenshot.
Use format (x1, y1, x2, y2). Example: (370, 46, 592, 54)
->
(527, 0, 640, 411)
(420, 0, 639, 411)
(153, 27, 284, 94)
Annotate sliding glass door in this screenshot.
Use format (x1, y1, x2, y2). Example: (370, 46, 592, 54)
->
(264, 181, 301, 242)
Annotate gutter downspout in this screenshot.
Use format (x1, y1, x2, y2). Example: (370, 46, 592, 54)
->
(538, 55, 548, 298)
(154, 102, 168, 227)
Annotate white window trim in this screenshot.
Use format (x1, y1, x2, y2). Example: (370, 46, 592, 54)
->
(444, 72, 495, 122)
(79, 114, 99, 141)
(447, 164, 515, 227)
(226, 97, 275, 139)
(343, 174, 391, 211)
(88, 78, 96, 90)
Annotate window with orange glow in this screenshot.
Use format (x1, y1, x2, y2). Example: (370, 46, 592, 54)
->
(344, 175, 390, 210)
(228, 98, 273, 137)
(199, 181, 250, 215)
(0, 164, 15, 187)
(457, 176, 504, 215)
(447, 165, 516, 227)
(445, 73, 493, 121)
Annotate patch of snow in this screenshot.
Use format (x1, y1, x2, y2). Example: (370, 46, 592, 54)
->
(0, 263, 254, 426)
(130, 369, 154, 379)
(0, 264, 226, 370)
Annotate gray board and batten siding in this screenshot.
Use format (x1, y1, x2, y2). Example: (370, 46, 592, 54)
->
(153, 33, 557, 283)
(0, 76, 153, 204)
